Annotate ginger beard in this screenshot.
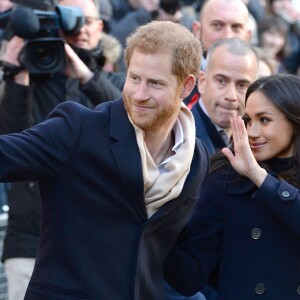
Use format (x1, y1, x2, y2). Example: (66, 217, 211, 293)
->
(123, 90, 182, 132)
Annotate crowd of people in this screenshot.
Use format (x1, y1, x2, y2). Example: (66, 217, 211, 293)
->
(0, 0, 298, 300)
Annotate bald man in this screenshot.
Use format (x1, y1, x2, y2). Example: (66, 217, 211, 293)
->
(194, 0, 251, 54)
(184, 0, 252, 108)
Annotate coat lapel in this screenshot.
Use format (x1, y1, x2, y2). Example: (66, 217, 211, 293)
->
(192, 102, 227, 154)
(109, 99, 147, 221)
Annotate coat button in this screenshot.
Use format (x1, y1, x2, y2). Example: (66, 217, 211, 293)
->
(281, 191, 290, 198)
(297, 286, 300, 295)
(255, 283, 266, 294)
(251, 228, 262, 239)
(28, 182, 35, 188)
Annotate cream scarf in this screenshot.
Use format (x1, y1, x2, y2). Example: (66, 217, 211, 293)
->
(129, 103, 195, 217)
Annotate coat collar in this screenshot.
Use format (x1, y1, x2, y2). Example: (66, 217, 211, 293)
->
(192, 102, 226, 155)
(109, 98, 147, 221)
(108, 99, 209, 221)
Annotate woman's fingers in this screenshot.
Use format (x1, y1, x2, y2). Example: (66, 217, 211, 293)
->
(222, 147, 234, 163)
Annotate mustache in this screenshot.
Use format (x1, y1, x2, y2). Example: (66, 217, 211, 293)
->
(123, 94, 154, 106)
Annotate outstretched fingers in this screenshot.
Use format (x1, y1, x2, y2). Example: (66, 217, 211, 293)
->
(231, 114, 247, 147)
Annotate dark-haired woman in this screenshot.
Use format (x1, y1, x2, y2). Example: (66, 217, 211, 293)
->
(165, 73, 300, 299)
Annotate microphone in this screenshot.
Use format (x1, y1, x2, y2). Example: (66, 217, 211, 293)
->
(10, 7, 40, 38)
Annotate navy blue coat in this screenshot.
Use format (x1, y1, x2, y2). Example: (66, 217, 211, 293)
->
(0, 98, 209, 300)
(191, 102, 227, 155)
(165, 165, 300, 299)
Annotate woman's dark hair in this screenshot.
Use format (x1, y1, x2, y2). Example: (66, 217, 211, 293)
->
(211, 73, 300, 187)
(257, 14, 288, 59)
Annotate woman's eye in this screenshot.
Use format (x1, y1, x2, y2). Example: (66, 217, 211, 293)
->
(261, 117, 270, 123)
(243, 116, 250, 126)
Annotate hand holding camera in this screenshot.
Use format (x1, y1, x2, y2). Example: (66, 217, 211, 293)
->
(0, 36, 29, 85)
(1, 35, 24, 66)
(0, 0, 85, 74)
(64, 44, 93, 84)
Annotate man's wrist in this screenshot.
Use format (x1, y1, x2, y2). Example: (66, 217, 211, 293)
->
(0, 61, 25, 82)
(79, 70, 94, 84)
(13, 70, 30, 86)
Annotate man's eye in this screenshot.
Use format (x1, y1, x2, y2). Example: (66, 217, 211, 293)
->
(131, 76, 138, 81)
(232, 24, 242, 31)
(217, 78, 225, 84)
(212, 22, 222, 29)
(149, 81, 162, 87)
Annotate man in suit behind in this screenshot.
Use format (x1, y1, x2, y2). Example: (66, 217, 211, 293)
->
(0, 20, 209, 300)
(166, 38, 258, 300)
(192, 38, 258, 155)
(185, 0, 252, 109)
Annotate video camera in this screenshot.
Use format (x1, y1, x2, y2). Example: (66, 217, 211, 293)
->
(0, 0, 85, 74)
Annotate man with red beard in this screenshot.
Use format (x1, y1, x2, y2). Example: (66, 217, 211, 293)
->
(0, 20, 209, 300)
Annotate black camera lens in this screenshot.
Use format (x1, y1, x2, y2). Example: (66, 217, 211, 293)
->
(19, 38, 67, 74)
(30, 44, 58, 70)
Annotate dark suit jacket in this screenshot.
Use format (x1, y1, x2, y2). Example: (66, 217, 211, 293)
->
(0, 98, 209, 300)
(165, 165, 300, 299)
(191, 102, 227, 155)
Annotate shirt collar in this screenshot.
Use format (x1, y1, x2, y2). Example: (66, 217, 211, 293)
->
(158, 118, 184, 172)
(199, 98, 230, 140)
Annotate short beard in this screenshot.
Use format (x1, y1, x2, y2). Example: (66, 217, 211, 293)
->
(123, 93, 180, 131)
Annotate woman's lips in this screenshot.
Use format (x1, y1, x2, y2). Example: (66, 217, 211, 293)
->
(250, 142, 267, 150)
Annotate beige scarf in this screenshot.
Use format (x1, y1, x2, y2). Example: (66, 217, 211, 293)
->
(130, 103, 195, 217)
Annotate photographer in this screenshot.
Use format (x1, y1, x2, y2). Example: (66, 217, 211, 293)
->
(0, 1, 124, 299)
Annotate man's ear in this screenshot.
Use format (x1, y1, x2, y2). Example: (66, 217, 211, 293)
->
(246, 28, 252, 43)
(246, 18, 253, 43)
(181, 74, 196, 98)
(197, 70, 206, 95)
(97, 19, 104, 33)
(192, 20, 201, 40)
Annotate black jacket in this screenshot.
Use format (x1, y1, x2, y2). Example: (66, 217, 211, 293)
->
(0, 99, 209, 299)
(1, 67, 123, 262)
(191, 102, 227, 155)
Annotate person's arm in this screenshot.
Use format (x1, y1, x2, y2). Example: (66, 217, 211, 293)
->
(64, 44, 121, 105)
(79, 71, 122, 105)
(0, 101, 84, 182)
(252, 174, 300, 236)
(0, 78, 33, 133)
(222, 114, 300, 235)
(0, 36, 33, 134)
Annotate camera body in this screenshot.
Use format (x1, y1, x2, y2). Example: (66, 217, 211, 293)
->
(1, 0, 85, 74)
(18, 8, 67, 74)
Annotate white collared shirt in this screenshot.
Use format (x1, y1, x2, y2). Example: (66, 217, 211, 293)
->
(158, 118, 184, 174)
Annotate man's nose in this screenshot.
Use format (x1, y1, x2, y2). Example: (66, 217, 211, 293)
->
(222, 26, 235, 39)
(225, 83, 238, 102)
(133, 82, 150, 101)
